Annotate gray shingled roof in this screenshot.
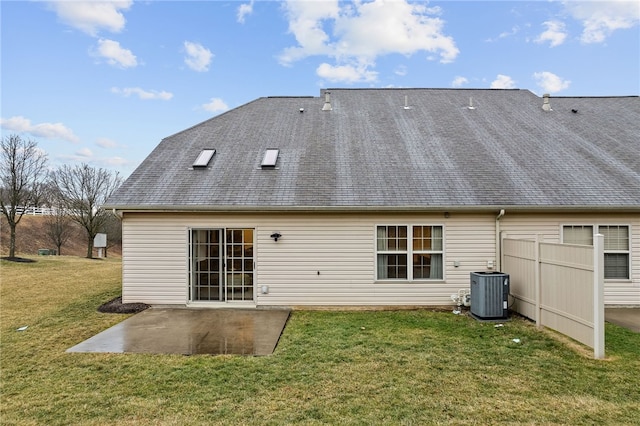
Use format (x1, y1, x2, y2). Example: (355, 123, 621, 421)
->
(106, 88, 640, 211)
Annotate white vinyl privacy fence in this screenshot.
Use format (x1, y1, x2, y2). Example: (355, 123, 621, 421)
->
(502, 234, 605, 359)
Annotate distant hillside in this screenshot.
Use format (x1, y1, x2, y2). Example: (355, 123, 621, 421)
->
(0, 215, 121, 258)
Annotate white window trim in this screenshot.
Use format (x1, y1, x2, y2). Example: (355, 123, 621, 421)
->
(374, 223, 446, 282)
(560, 223, 632, 282)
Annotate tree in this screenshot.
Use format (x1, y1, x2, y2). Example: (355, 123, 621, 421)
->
(49, 164, 122, 258)
(0, 135, 48, 258)
(44, 192, 74, 256)
(101, 212, 123, 258)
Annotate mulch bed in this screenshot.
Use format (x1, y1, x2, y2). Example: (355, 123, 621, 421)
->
(1, 256, 37, 263)
(98, 296, 149, 314)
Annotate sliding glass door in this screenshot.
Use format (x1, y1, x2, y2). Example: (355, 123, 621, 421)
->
(190, 228, 254, 302)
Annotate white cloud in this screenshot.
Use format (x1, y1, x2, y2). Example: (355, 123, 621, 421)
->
(394, 65, 408, 77)
(202, 98, 229, 114)
(563, 0, 640, 43)
(499, 26, 520, 39)
(46, 0, 132, 37)
(279, 0, 339, 64)
(237, 1, 254, 24)
(486, 25, 520, 43)
(316, 63, 378, 83)
(58, 153, 89, 163)
(0, 116, 79, 143)
(184, 41, 213, 72)
(490, 74, 516, 89)
(103, 156, 129, 167)
(279, 0, 458, 83)
(93, 39, 137, 68)
(95, 138, 121, 149)
(0, 116, 31, 132)
(76, 147, 93, 158)
(535, 20, 567, 47)
(111, 87, 173, 100)
(57, 153, 130, 169)
(533, 71, 571, 93)
(451, 76, 469, 88)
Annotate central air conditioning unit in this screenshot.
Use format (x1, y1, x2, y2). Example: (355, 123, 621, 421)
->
(470, 272, 509, 320)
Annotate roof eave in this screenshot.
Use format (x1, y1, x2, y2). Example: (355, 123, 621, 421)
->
(104, 204, 640, 214)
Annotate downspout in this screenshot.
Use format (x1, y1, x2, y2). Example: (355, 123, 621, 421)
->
(495, 209, 505, 271)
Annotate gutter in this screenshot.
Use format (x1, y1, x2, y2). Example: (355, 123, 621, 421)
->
(495, 209, 505, 271)
(104, 204, 640, 214)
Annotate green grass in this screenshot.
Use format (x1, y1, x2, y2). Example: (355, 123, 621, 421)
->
(2, 257, 639, 425)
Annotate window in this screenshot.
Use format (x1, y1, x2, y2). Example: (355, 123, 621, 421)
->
(413, 226, 444, 279)
(377, 226, 407, 279)
(193, 149, 216, 167)
(563, 225, 593, 246)
(563, 225, 630, 280)
(600, 225, 630, 280)
(377, 225, 443, 280)
(261, 149, 279, 168)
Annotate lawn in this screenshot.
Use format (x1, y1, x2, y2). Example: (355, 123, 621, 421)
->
(1, 257, 639, 425)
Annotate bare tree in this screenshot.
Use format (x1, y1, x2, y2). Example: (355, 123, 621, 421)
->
(0, 135, 48, 258)
(29, 180, 50, 208)
(49, 164, 122, 258)
(102, 212, 123, 258)
(44, 192, 74, 256)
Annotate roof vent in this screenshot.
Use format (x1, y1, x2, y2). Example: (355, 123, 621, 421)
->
(322, 91, 332, 111)
(403, 95, 412, 110)
(542, 93, 552, 111)
(467, 97, 475, 110)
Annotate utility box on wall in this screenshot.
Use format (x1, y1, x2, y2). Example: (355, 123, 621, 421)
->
(470, 271, 509, 320)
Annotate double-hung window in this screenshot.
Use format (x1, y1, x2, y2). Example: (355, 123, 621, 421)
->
(563, 225, 630, 280)
(600, 225, 630, 280)
(376, 225, 443, 280)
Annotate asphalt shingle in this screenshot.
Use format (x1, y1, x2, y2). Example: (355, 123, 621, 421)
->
(106, 89, 640, 211)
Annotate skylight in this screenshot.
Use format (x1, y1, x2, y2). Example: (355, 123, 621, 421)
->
(261, 149, 279, 168)
(193, 149, 216, 167)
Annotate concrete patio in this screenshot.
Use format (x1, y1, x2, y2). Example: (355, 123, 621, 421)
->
(66, 306, 637, 357)
(67, 308, 291, 356)
(605, 308, 640, 333)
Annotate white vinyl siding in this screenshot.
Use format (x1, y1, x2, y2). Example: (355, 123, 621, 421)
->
(121, 212, 496, 306)
(501, 213, 639, 306)
(121, 217, 188, 304)
(120, 211, 639, 307)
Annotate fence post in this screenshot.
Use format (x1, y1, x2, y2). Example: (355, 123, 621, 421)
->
(535, 234, 541, 328)
(593, 233, 605, 359)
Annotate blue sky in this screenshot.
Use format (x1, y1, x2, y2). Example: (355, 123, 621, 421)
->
(2, 0, 639, 178)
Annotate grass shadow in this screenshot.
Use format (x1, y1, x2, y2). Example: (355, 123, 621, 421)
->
(1, 256, 37, 263)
